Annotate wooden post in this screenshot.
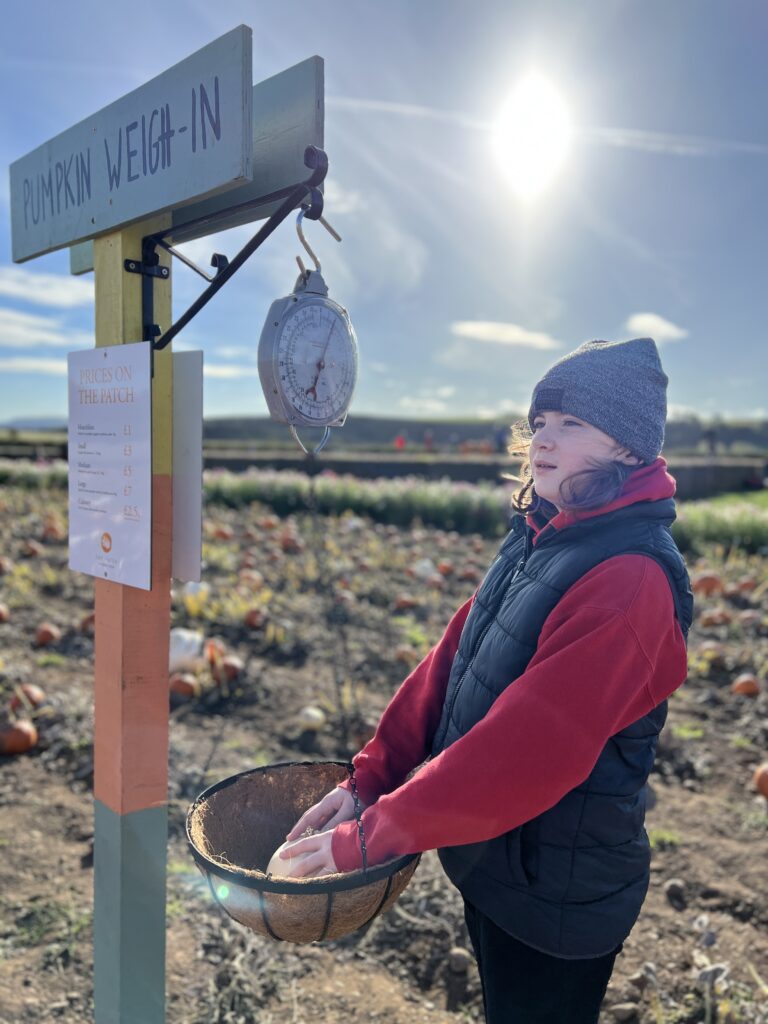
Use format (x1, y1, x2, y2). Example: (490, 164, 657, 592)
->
(92, 214, 172, 1024)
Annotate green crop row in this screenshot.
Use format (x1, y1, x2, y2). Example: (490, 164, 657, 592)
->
(1, 459, 767, 552)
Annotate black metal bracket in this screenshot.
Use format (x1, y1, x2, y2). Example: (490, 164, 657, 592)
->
(127, 145, 329, 375)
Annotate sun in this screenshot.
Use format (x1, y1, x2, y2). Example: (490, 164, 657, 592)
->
(491, 73, 574, 201)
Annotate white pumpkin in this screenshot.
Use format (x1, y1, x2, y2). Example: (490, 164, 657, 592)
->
(266, 827, 319, 878)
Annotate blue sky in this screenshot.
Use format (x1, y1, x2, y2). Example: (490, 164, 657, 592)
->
(2, 1, 767, 425)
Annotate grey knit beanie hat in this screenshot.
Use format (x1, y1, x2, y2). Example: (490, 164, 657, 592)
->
(527, 337, 668, 464)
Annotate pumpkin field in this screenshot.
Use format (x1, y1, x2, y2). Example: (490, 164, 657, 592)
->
(1, 470, 767, 1024)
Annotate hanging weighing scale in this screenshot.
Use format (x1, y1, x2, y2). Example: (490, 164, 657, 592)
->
(257, 202, 359, 455)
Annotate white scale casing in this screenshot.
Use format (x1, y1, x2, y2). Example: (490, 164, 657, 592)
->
(257, 269, 358, 429)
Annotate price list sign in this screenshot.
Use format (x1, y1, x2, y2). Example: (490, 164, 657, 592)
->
(67, 342, 152, 589)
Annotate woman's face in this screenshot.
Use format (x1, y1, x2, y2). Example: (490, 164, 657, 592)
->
(528, 410, 638, 511)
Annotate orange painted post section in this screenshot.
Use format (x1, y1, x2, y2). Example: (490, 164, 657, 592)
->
(91, 214, 173, 1023)
(92, 214, 173, 816)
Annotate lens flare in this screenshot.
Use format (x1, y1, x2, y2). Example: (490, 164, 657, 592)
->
(491, 73, 573, 200)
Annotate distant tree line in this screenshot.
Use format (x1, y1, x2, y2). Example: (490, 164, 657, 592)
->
(202, 413, 768, 456)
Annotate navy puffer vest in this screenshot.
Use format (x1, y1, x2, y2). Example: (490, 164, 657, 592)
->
(431, 498, 693, 958)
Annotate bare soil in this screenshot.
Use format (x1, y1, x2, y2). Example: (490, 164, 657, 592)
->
(1, 487, 767, 1023)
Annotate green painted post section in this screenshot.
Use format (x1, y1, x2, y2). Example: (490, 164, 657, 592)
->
(93, 801, 168, 1024)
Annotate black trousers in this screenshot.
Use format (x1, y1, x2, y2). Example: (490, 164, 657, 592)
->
(463, 902, 622, 1023)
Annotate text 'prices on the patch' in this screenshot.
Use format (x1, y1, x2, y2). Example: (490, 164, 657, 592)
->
(67, 342, 152, 590)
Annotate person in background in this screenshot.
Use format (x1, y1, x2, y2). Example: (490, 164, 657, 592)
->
(282, 337, 693, 1024)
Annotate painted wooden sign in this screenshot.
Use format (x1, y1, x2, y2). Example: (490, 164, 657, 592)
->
(69, 56, 323, 274)
(67, 342, 152, 589)
(11, 25, 253, 263)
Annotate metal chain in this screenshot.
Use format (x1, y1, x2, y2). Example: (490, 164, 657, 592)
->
(301, 454, 368, 871)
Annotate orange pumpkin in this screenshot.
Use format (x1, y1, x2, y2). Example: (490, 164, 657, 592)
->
(244, 607, 265, 630)
(0, 720, 38, 755)
(35, 622, 62, 647)
(79, 610, 96, 634)
(204, 638, 226, 664)
(9, 683, 47, 713)
(42, 516, 66, 542)
(699, 607, 732, 628)
(437, 560, 455, 577)
(169, 672, 201, 698)
(737, 575, 758, 594)
(213, 655, 244, 685)
(730, 673, 761, 697)
(212, 524, 234, 541)
(753, 763, 768, 799)
(691, 572, 724, 597)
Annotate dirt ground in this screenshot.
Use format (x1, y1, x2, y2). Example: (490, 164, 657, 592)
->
(1, 486, 767, 1023)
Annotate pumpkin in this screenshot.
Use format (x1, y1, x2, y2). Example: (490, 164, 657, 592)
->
(691, 572, 724, 597)
(0, 720, 38, 755)
(42, 516, 66, 542)
(212, 524, 234, 541)
(213, 655, 244, 685)
(79, 610, 96, 634)
(699, 607, 732, 628)
(204, 638, 226, 665)
(393, 594, 418, 611)
(737, 609, 762, 629)
(9, 683, 47, 713)
(296, 706, 326, 731)
(753, 763, 768, 799)
(731, 673, 761, 697)
(737, 575, 758, 594)
(280, 529, 303, 554)
(437, 560, 455, 577)
(169, 672, 201, 698)
(35, 622, 62, 647)
(243, 607, 265, 630)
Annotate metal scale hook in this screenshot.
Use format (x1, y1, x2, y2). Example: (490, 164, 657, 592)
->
(290, 204, 343, 457)
(295, 204, 342, 277)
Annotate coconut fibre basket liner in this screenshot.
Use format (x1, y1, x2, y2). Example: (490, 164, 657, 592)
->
(187, 761, 420, 944)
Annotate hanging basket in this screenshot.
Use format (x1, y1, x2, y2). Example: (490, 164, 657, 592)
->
(186, 760, 420, 944)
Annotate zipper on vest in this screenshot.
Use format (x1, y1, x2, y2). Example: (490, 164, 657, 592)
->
(440, 528, 532, 742)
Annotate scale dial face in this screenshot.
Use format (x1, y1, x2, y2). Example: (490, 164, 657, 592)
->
(276, 298, 358, 424)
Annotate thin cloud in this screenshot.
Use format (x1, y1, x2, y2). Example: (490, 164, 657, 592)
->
(583, 126, 768, 158)
(398, 395, 448, 415)
(203, 364, 259, 379)
(451, 321, 563, 350)
(0, 356, 68, 375)
(0, 307, 92, 349)
(328, 96, 488, 133)
(623, 313, 688, 343)
(0, 266, 94, 308)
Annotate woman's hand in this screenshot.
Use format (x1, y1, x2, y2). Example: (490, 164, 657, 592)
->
(285, 786, 363, 842)
(277, 828, 338, 878)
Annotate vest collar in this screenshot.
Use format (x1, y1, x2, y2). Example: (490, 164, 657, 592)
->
(523, 457, 677, 547)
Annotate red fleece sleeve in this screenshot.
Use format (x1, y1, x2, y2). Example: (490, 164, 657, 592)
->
(341, 594, 475, 807)
(332, 555, 688, 872)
